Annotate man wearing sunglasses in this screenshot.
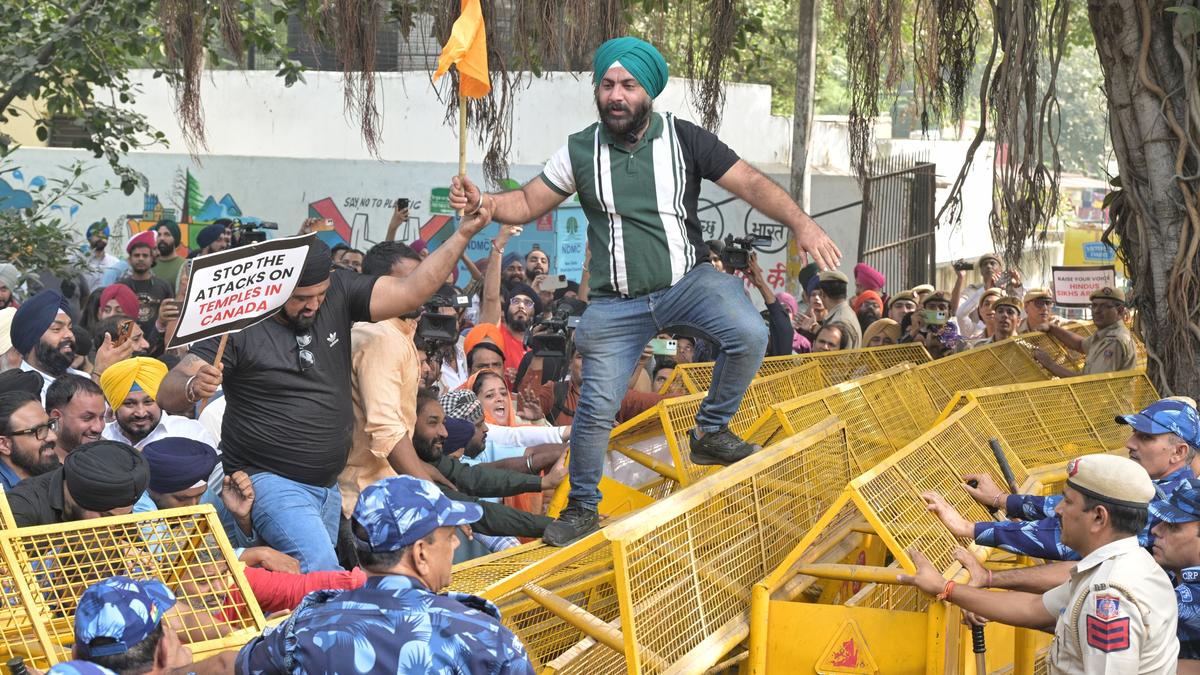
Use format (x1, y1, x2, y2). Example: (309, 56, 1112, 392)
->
(156, 208, 493, 572)
(1033, 287, 1138, 376)
(0, 389, 61, 490)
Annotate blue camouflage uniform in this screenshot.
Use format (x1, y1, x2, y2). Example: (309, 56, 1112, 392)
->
(1147, 479, 1200, 660)
(235, 474, 534, 675)
(974, 465, 1194, 560)
(1174, 566, 1200, 659)
(236, 574, 534, 674)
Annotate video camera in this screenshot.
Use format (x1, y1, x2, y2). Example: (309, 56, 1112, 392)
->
(719, 234, 772, 271)
(526, 296, 586, 358)
(416, 290, 471, 353)
(230, 219, 279, 247)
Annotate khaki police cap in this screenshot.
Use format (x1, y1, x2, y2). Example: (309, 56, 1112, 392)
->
(887, 290, 916, 310)
(980, 287, 1005, 302)
(1089, 286, 1126, 303)
(1065, 454, 1154, 509)
(1023, 287, 1052, 304)
(922, 290, 951, 307)
(911, 283, 935, 295)
(818, 269, 849, 283)
(991, 296, 1022, 313)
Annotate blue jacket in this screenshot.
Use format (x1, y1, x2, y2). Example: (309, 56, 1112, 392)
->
(236, 574, 534, 675)
(1175, 566, 1200, 660)
(974, 466, 1194, 560)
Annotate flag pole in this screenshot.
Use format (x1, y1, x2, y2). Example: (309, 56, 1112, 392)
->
(458, 94, 467, 217)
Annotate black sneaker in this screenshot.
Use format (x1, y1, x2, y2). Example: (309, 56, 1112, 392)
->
(542, 502, 601, 547)
(689, 426, 761, 466)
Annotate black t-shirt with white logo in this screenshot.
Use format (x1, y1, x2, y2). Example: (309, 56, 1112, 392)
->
(190, 270, 378, 486)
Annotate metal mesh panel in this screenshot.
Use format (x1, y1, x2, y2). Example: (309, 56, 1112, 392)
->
(0, 506, 264, 669)
(916, 338, 1051, 410)
(1020, 322, 1147, 371)
(850, 403, 1029, 573)
(662, 343, 930, 394)
(449, 540, 560, 595)
(758, 364, 941, 471)
(529, 419, 851, 674)
(959, 371, 1158, 470)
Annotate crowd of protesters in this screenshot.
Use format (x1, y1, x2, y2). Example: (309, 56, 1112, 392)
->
(0, 34, 1169, 675)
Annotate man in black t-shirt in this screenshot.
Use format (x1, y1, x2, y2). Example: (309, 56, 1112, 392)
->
(157, 211, 491, 572)
(116, 231, 173, 329)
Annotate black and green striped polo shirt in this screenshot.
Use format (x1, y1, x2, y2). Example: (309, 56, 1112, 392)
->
(539, 112, 740, 298)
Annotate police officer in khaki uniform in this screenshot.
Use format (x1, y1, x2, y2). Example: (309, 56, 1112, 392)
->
(1017, 287, 1064, 332)
(1033, 287, 1138, 377)
(817, 270, 862, 349)
(900, 453, 1179, 674)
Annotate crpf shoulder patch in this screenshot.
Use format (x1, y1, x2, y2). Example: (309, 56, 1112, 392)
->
(1086, 615, 1131, 652)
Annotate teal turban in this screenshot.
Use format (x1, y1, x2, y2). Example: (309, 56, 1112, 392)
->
(592, 37, 669, 99)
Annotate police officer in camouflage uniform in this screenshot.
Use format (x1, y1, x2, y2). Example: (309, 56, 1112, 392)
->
(1148, 480, 1200, 664)
(924, 399, 1199, 561)
(235, 475, 533, 674)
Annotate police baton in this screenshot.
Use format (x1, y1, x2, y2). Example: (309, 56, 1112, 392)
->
(988, 438, 1020, 494)
(972, 624, 987, 673)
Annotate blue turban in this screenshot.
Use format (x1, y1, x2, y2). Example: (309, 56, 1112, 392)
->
(593, 37, 669, 99)
(502, 252, 522, 271)
(444, 417, 477, 456)
(142, 437, 218, 494)
(196, 223, 225, 249)
(10, 290, 69, 356)
(506, 282, 543, 317)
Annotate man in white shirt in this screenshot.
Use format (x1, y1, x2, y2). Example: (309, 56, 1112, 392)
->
(82, 221, 122, 293)
(10, 290, 87, 401)
(99, 357, 215, 450)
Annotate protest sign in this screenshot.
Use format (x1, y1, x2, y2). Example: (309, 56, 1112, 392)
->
(1051, 265, 1117, 307)
(167, 233, 314, 348)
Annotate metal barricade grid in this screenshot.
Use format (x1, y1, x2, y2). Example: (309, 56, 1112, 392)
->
(661, 343, 930, 394)
(950, 371, 1157, 469)
(917, 338, 1051, 411)
(744, 364, 940, 471)
(491, 419, 852, 675)
(0, 505, 264, 669)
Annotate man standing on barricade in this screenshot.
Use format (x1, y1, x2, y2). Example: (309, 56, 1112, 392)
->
(450, 36, 840, 546)
(156, 209, 492, 572)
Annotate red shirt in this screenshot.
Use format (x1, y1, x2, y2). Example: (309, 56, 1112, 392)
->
(499, 324, 529, 372)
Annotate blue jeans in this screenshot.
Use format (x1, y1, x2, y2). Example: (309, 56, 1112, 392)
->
(570, 263, 768, 509)
(202, 469, 342, 572)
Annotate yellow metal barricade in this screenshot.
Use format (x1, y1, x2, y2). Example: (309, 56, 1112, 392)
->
(916, 337, 1052, 412)
(937, 370, 1158, 469)
(0, 504, 265, 669)
(660, 343, 931, 394)
(743, 363, 941, 471)
(546, 363, 830, 519)
(452, 418, 852, 674)
(747, 402, 1044, 674)
(1018, 321, 1147, 372)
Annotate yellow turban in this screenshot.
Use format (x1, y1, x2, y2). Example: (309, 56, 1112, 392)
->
(100, 357, 168, 410)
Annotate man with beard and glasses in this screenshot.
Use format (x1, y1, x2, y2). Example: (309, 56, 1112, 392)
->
(46, 374, 106, 461)
(6, 439, 148, 527)
(498, 284, 539, 377)
(10, 290, 88, 400)
(100, 357, 215, 450)
(451, 37, 840, 546)
(0, 390, 61, 490)
(152, 219, 187, 293)
(157, 211, 493, 572)
(116, 230, 175, 331)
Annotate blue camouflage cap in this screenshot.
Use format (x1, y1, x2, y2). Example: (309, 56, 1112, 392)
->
(48, 662, 118, 675)
(353, 475, 483, 552)
(74, 576, 176, 658)
(1149, 480, 1200, 524)
(1116, 399, 1200, 449)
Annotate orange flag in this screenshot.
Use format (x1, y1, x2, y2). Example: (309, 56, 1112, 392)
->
(433, 0, 491, 98)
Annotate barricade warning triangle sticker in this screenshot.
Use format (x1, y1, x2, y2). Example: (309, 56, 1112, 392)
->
(816, 619, 879, 674)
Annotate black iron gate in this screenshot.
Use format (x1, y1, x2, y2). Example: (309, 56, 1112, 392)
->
(856, 156, 937, 291)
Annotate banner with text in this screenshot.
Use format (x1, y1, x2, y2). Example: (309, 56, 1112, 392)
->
(168, 234, 314, 348)
(1051, 265, 1117, 308)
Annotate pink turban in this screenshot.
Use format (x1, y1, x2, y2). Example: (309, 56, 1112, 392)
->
(854, 263, 886, 292)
